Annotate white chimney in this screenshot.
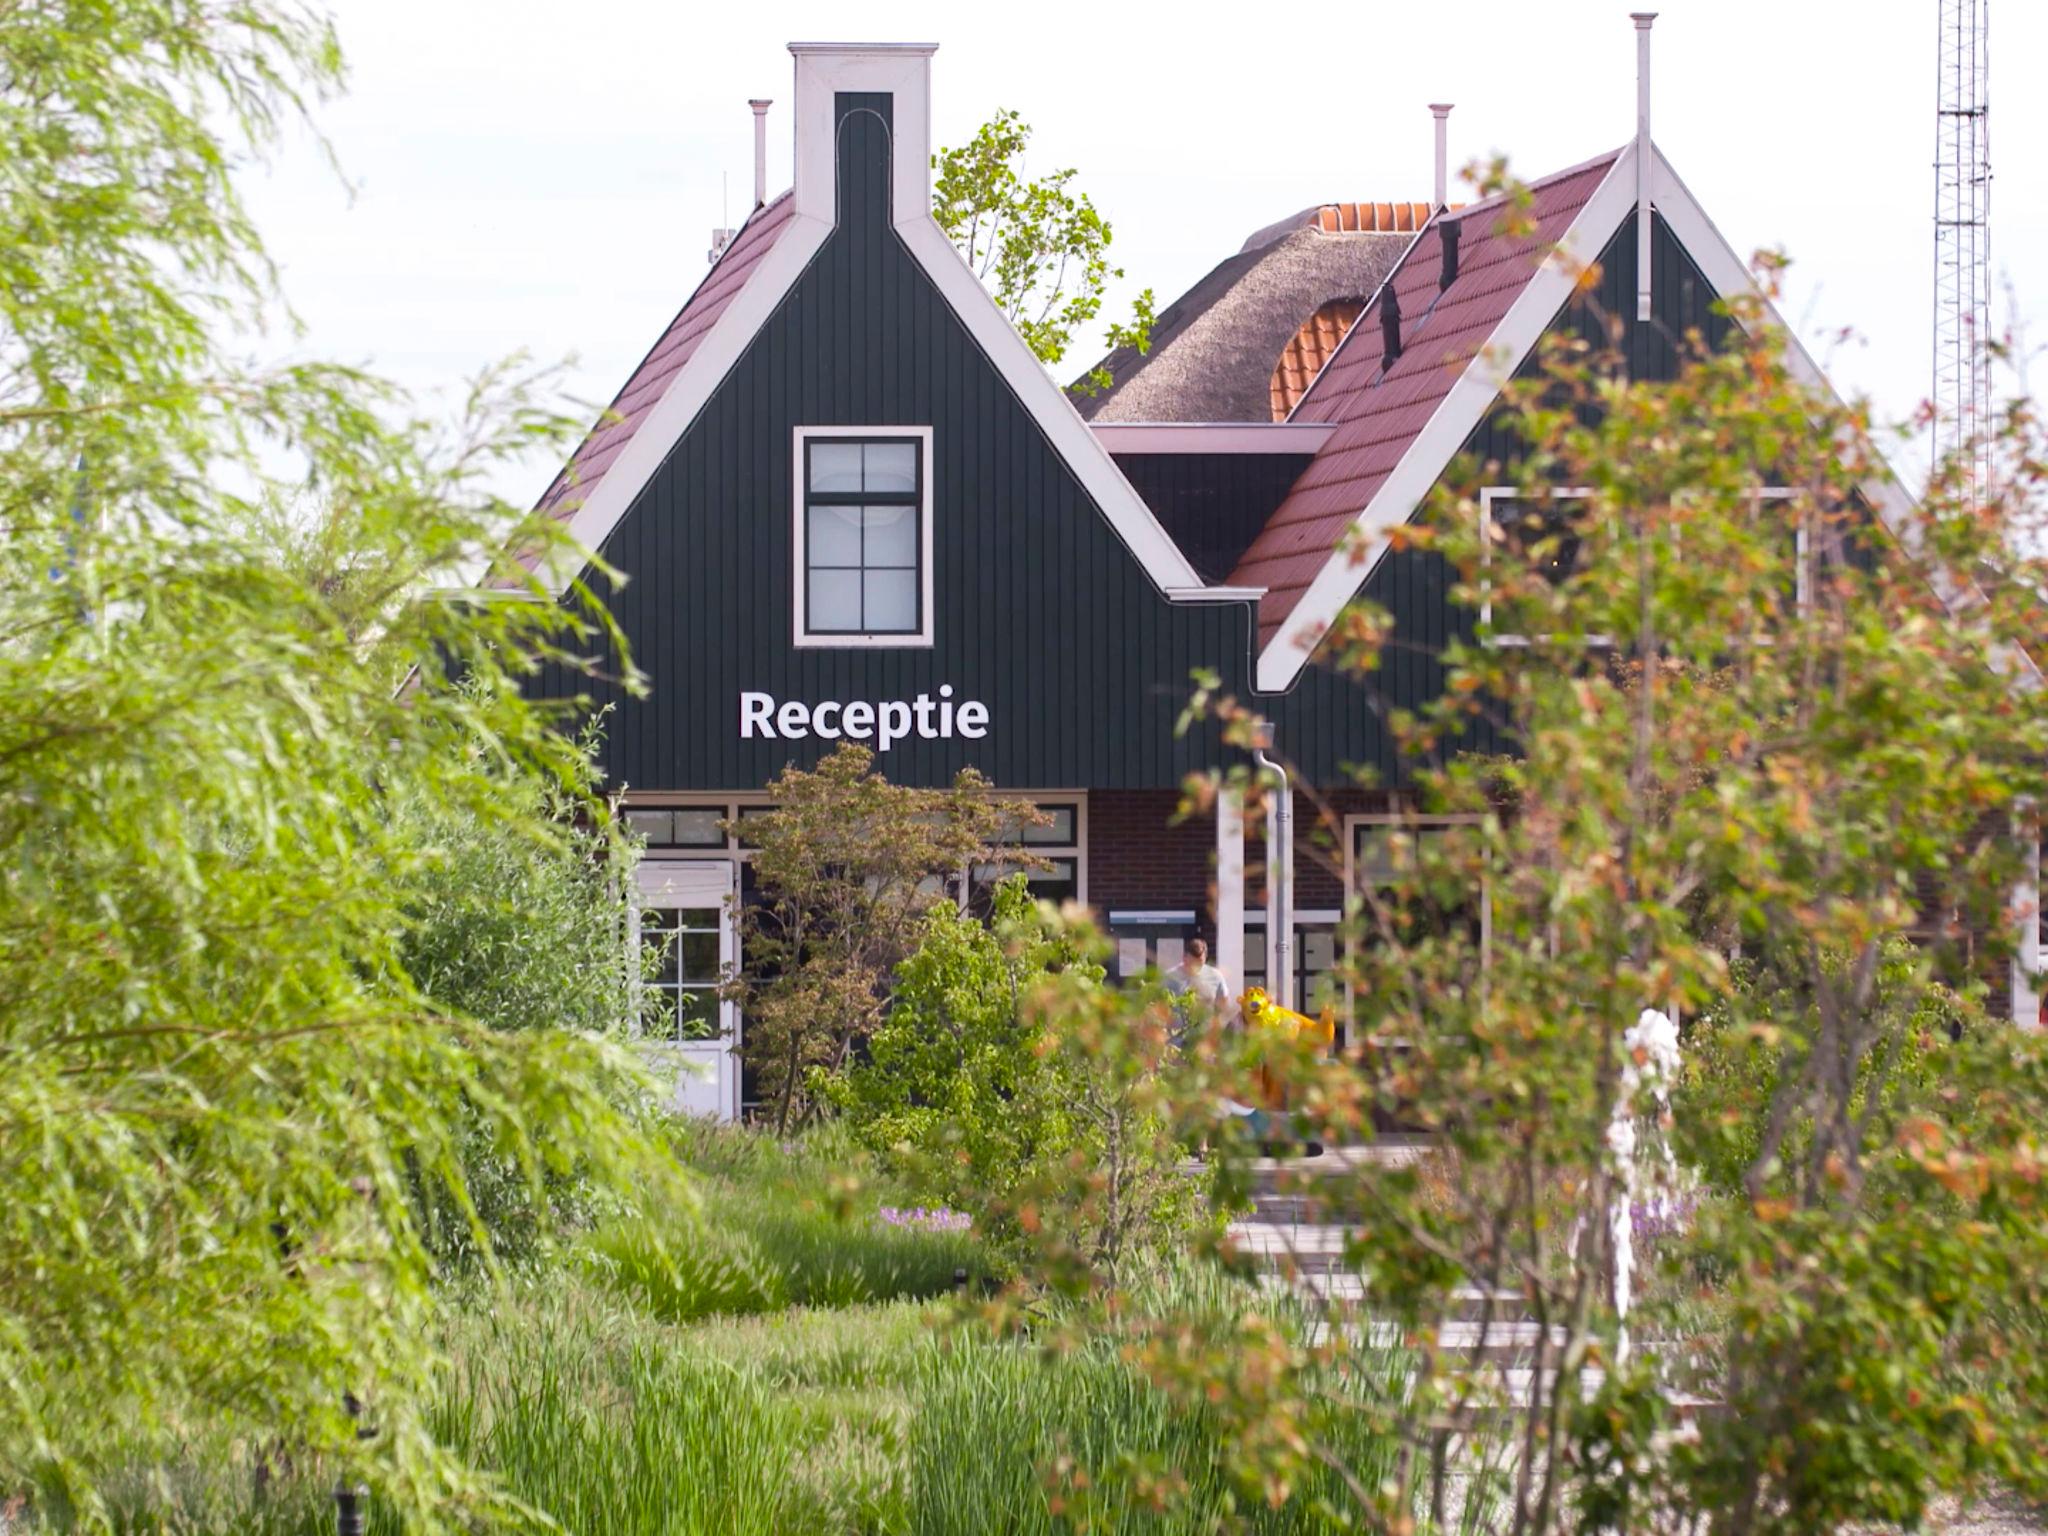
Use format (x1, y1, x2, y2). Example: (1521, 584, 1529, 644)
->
(749, 98, 772, 209)
(787, 42, 938, 228)
(1632, 13, 1656, 321)
(1429, 103, 1454, 210)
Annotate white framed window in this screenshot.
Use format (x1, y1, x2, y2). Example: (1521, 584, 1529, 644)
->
(793, 426, 935, 648)
(624, 791, 1087, 908)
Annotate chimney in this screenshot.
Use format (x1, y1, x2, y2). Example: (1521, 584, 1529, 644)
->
(1632, 13, 1656, 321)
(1379, 283, 1404, 369)
(749, 99, 772, 209)
(708, 228, 735, 264)
(1440, 218, 1462, 290)
(1429, 103, 1453, 211)
(788, 43, 939, 228)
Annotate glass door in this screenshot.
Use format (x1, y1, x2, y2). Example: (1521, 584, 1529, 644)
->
(635, 860, 739, 1120)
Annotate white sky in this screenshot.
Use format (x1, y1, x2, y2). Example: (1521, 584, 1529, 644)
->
(240, 0, 2044, 502)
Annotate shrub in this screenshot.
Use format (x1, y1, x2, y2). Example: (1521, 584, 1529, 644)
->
(1676, 939, 1969, 1199)
(389, 752, 657, 1272)
(828, 877, 1094, 1231)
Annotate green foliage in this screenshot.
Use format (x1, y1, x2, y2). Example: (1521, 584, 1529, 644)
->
(0, 2, 682, 1524)
(729, 742, 1016, 1132)
(1161, 164, 2048, 1531)
(828, 877, 1100, 1232)
(934, 108, 1154, 394)
(390, 752, 658, 1271)
(1676, 939, 1966, 1199)
(55, 1269, 1418, 1536)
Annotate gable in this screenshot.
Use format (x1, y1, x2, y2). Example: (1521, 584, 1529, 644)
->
(531, 89, 1258, 791)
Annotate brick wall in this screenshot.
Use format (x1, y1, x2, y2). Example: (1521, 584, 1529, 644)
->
(1085, 785, 1399, 922)
(1087, 790, 1216, 915)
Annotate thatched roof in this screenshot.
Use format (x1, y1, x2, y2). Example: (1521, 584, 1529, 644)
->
(1077, 206, 1424, 423)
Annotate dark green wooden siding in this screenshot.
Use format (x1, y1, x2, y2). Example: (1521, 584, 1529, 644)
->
(536, 111, 1738, 796)
(1113, 452, 1313, 584)
(533, 92, 1254, 792)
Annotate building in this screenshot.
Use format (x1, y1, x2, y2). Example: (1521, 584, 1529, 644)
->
(526, 37, 2033, 1119)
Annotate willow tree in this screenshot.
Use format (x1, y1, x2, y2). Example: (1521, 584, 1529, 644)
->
(0, 3, 677, 1524)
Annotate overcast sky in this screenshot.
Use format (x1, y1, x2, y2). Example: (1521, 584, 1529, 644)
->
(239, 0, 2041, 501)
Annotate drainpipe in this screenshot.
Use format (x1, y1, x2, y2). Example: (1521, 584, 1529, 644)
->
(1631, 13, 1656, 321)
(1256, 750, 1294, 1012)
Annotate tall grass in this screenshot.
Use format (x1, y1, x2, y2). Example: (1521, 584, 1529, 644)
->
(584, 1119, 989, 1324)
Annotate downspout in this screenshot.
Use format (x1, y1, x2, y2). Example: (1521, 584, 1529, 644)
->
(1256, 750, 1294, 1012)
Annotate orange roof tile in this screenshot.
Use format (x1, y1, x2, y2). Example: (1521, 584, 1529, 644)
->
(1269, 299, 1365, 420)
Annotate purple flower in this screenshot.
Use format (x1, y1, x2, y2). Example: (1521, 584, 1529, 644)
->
(1628, 1193, 1698, 1244)
(876, 1205, 973, 1234)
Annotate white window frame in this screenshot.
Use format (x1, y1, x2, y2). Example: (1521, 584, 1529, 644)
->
(1478, 485, 1597, 647)
(625, 790, 1088, 908)
(792, 425, 936, 648)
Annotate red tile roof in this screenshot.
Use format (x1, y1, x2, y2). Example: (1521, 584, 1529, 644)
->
(1311, 201, 1438, 234)
(539, 190, 797, 520)
(1229, 155, 1620, 647)
(1269, 299, 1365, 421)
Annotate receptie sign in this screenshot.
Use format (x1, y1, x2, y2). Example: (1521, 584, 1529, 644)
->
(739, 687, 987, 752)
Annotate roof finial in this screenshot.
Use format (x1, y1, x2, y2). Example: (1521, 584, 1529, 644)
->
(1632, 13, 1657, 322)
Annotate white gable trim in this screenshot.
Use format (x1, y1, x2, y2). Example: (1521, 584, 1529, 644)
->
(1254, 145, 1639, 692)
(546, 51, 1210, 601)
(544, 207, 832, 595)
(892, 215, 1206, 591)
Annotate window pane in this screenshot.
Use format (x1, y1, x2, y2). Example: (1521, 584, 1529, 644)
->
(863, 440, 917, 493)
(672, 808, 726, 847)
(862, 505, 918, 567)
(675, 988, 716, 1040)
(1019, 806, 1077, 845)
(863, 568, 918, 631)
(808, 504, 863, 565)
(809, 441, 863, 492)
(624, 809, 674, 844)
(809, 569, 862, 631)
(677, 930, 720, 982)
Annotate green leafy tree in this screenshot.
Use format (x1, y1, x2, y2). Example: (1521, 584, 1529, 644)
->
(727, 742, 1015, 1133)
(934, 108, 1155, 395)
(829, 876, 1099, 1238)
(0, 2, 680, 1524)
(1081, 175, 2048, 1532)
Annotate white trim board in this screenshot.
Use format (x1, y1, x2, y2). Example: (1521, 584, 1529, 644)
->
(1256, 139, 2010, 694)
(1254, 144, 1639, 693)
(1091, 423, 1336, 455)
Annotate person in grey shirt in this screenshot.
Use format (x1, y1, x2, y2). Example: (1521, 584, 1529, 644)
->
(1164, 938, 1235, 1031)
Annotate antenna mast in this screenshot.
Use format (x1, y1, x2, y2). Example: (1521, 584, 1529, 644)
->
(1933, 0, 1991, 499)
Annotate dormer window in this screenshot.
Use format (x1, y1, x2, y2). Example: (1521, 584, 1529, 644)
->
(793, 426, 935, 647)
